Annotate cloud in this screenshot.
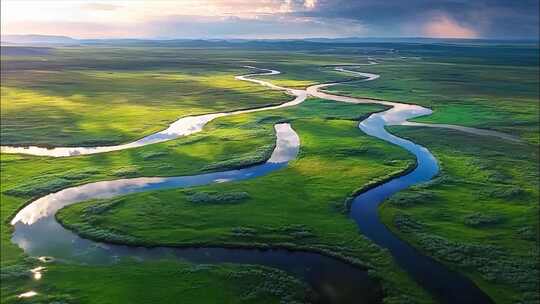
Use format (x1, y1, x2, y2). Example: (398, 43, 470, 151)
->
(304, 0, 317, 9)
(423, 14, 478, 38)
(275, 0, 318, 14)
(3, 21, 135, 39)
(144, 14, 367, 39)
(81, 3, 122, 11)
(3, 14, 367, 39)
(297, 0, 539, 38)
(1, 0, 538, 39)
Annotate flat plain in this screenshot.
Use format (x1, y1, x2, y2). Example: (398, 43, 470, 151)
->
(1, 41, 538, 304)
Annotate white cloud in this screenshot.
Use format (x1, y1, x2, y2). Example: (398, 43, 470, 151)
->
(304, 0, 317, 9)
(80, 2, 122, 11)
(1, 0, 358, 38)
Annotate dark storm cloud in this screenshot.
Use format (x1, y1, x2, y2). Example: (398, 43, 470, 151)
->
(2, 0, 537, 39)
(298, 0, 539, 38)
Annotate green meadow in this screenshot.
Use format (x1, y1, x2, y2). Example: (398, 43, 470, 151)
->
(379, 126, 539, 304)
(1, 42, 538, 304)
(1, 47, 289, 146)
(3, 260, 309, 304)
(326, 46, 539, 144)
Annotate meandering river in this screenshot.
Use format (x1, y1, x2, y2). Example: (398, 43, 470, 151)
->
(8, 64, 506, 303)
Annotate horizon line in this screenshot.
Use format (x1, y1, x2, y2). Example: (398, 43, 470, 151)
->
(2, 34, 539, 42)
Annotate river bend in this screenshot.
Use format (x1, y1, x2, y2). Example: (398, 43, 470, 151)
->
(8, 64, 506, 303)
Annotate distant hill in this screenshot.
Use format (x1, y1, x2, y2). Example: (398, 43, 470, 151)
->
(0, 46, 52, 56)
(1, 34, 537, 48)
(1, 34, 79, 45)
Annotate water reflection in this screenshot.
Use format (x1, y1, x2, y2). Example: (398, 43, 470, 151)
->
(11, 124, 298, 227)
(1, 67, 306, 157)
(30, 266, 45, 280)
(18, 291, 38, 298)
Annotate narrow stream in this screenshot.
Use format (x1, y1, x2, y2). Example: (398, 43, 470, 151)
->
(8, 65, 502, 303)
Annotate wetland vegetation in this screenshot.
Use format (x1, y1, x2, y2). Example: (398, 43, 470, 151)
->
(1, 41, 538, 304)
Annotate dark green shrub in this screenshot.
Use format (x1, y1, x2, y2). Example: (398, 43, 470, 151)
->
(464, 212, 504, 227)
(112, 166, 139, 177)
(186, 191, 250, 204)
(388, 191, 434, 207)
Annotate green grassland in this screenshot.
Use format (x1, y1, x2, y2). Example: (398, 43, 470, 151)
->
(325, 47, 539, 144)
(2, 260, 309, 304)
(1, 47, 290, 146)
(379, 126, 539, 304)
(0, 46, 387, 147)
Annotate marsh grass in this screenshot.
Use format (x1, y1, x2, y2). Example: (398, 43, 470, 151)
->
(185, 191, 251, 204)
(1, 261, 309, 304)
(381, 126, 539, 303)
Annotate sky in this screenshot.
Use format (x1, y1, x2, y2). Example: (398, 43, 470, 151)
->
(1, 0, 539, 39)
